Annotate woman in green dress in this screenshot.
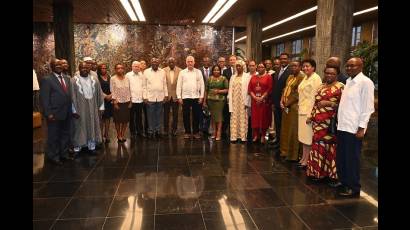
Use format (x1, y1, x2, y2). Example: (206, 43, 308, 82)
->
(204, 65, 229, 141)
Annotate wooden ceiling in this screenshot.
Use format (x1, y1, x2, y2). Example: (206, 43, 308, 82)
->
(33, 0, 378, 43)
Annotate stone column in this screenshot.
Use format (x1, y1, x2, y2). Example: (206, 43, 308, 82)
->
(53, 0, 75, 76)
(313, 0, 354, 76)
(246, 11, 262, 63)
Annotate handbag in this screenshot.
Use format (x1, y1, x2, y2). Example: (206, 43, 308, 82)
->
(328, 108, 338, 135)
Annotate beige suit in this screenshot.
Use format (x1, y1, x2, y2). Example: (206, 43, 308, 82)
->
(163, 66, 182, 133)
(163, 66, 182, 101)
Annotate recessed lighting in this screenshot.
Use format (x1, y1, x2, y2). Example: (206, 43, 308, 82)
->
(353, 6, 378, 16)
(235, 36, 246, 43)
(263, 6, 318, 31)
(262, 25, 316, 43)
(130, 0, 146, 22)
(202, 0, 227, 23)
(209, 0, 238, 23)
(119, 0, 138, 21)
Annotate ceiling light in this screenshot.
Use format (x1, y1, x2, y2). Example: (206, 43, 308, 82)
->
(234, 5, 378, 44)
(263, 6, 317, 31)
(354, 6, 378, 16)
(130, 0, 146, 22)
(119, 0, 138, 21)
(202, 0, 227, 23)
(235, 36, 246, 43)
(210, 0, 238, 23)
(262, 25, 316, 43)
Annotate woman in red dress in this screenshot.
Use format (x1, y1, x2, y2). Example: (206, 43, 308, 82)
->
(248, 63, 273, 144)
(306, 66, 344, 185)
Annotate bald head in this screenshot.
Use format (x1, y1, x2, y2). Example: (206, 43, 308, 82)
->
(345, 57, 363, 78)
(50, 58, 63, 74)
(168, 57, 176, 69)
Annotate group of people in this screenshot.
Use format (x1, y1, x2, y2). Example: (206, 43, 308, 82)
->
(37, 52, 374, 198)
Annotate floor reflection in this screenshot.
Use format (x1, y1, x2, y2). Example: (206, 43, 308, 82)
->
(33, 112, 378, 229)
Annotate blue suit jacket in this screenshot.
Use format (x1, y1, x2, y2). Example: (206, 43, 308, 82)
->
(39, 73, 72, 120)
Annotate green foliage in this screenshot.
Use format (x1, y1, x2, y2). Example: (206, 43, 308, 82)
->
(351, 41, 378, 84)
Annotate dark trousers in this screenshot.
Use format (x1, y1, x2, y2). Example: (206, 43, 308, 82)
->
(336, 131, 362, 193)
(129, 102, 143, 135)
(147, 102, 163, 134)
(247, 115, 253, 142)
(163, 99, 179, 133)
(182, 98, 201, 134)
(46, 118, 71, 160)
(143, 103, 149, 134)
(221, 102, 230, 137)
(274, 106, 282, 144)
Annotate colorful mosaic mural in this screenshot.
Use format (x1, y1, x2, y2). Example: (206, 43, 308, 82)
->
(33, 23, 233, 77)
(33, 22, 55, 80)
(73, 24, 233, 73)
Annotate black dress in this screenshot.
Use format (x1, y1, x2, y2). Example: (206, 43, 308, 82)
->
(98, 74, 113, 119)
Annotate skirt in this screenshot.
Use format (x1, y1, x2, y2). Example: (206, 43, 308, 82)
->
(207, 99, 225, 122)
(102, 100, 113, 119)
(113, 102, 130, 123)
(298, 114, 313, 145)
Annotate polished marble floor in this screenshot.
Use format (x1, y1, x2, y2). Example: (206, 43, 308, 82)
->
(33, 113, 378, 230)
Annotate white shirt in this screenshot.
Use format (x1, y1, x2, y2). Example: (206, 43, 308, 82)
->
(337, 72, 375, 134)
(278, 65, 288, 79)
(202, 67, 210, 81)
(126, 71, 145, 103)
(33, 69, 39, 91)
(176, 68, 205, 99)
(143, 68, 168, 102)
(53, 72, 67, 87)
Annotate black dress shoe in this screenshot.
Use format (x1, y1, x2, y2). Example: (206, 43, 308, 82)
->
(297, 164, 307, 169)
(328, 180, 342, 188)
(338, 187, 360, 198)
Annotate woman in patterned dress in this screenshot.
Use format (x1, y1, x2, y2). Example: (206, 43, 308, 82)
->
(228, 60, 251, 143)
(203, 65, 229, 141)
(248, 63, 273, 144)
(306, 66, 344, 184)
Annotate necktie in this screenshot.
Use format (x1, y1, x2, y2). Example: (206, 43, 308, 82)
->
(58, 75, 67, 92)
(278, 68, 284, 79)
(204, 68, 208, 79)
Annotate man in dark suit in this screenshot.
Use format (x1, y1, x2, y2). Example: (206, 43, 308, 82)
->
(272, 53, 291, 149)
(199, 57, 212, 136)
(221, 55, 237, 139)
(40, 58, 73, 165)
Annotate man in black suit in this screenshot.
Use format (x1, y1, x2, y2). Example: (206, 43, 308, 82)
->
(221, 55, 237, 139)
(199, 57, 212, 136)
(272, 53, 291, 149)
(40, 58, 73, 165)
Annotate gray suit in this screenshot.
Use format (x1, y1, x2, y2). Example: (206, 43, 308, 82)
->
(40, 73, 72, 160)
